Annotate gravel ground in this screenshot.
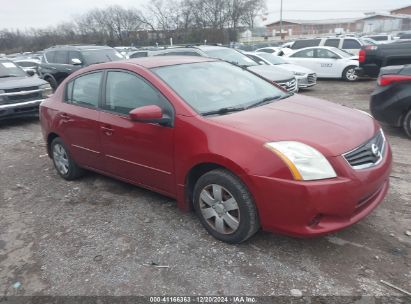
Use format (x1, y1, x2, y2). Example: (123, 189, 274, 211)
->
(0, 79, 410, 297)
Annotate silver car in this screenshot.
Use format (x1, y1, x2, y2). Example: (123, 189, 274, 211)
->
(245, 52, 317, 89)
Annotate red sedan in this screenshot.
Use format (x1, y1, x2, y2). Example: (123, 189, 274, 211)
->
(40, 56, 392, 243)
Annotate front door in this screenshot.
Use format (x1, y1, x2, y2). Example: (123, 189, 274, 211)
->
(99, 70, 175, 195)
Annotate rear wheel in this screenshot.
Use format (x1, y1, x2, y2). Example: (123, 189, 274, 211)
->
(51, 137, 84, 180)
(403, 109, 411, 138)
(193, 169, 260, 244)
(342, 66, 358, 82)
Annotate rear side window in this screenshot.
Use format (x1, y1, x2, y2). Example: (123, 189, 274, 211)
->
(342, 39, 361, 49)
(104, 71, 172, 115)
(258, 48, 274, 53)
(45, 51, 56, 63)
(66, 72, 102, 108)
(16, 61, 37, 67)
(54, 51, 69, 64)
(290, 49, 314, 58)
(324, 39, 340, 47)
(291, 39, 320, 49)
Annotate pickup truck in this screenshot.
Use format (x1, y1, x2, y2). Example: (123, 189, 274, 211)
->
(356, 41, 411, 78)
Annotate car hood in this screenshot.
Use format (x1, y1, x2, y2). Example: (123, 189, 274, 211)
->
(209, 95, 378, 157)
(277, 63, 314, 75)
(0, 76, 47, 90)
(247, 65, 294, 82)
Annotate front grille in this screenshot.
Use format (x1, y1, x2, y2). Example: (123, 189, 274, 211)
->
(307, 73, 317, 84)
(0, 86, 42, 105)
(277, 78, 297, 92)
(5, 86, 38, 93)
(343, 130, 385, 169)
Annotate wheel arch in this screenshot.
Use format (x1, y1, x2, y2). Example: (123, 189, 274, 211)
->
(46, 132, 60, 157)
(183, 158, 253, 212)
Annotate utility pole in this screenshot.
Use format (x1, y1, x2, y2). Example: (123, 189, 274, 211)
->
(280, 0, 283, 40)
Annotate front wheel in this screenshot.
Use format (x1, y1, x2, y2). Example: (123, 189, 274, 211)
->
(342, 66, 358, 82)
(403, 109, 411, 138)
(193, 169, 260, 244)
(51, 137, 84, 180)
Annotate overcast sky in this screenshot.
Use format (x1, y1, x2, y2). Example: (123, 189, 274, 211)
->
(1, 0, 410, 30)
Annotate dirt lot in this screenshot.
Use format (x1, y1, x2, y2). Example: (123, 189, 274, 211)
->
(0, 79, 410, 297)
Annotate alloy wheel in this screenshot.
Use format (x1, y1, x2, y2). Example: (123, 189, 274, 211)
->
(53, 143, 69, 175)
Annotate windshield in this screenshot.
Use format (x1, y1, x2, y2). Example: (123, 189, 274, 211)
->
(256, 53, 287, 65)
(152, 61, 287, 115)
(0, 61, 27, 77)
(82, 49, 124, 65)
(203, 48, 258, 67)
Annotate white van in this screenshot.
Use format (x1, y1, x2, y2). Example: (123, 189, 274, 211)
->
(288, 37, 371, 55)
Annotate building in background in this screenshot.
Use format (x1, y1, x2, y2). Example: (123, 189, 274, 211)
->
(391, 5, 411, 15)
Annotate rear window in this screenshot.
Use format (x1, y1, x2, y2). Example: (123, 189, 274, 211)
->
(81, 49, 124, 65)
(291, 39, 320, 50)
(130, 52, 148, 58)
(324, 39, 340, 48)
(368, 36, 388, 41)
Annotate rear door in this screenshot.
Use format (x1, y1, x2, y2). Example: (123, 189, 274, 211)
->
(99, 70, 175, 195)
(57, 71, 103, 169)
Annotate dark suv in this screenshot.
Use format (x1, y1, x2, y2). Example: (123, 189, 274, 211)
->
(38, 45, 124, 90)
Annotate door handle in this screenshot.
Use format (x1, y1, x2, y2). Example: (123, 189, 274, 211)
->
(101, 125, 114, 136)
(60, 113, 73, 122)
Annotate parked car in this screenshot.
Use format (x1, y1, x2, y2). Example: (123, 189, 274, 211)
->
(245, 52, 317, 89)
(0, 59, 52, 120)
(13, 58, 40, 75)
(370, 64, 411, 138)
(288, 37, 369, 55)
(38, 45, 124, 90)
(255, 47, 282, 55)
(356, 42, 411, 78)
(363, 34, 396, 44)
(285, 46, 359, 81)
(151, 46, 298, 93)
(40, 56, 392, 243)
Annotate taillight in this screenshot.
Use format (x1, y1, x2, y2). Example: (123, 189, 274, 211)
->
(377, 74, 411, 86)
(359, 49, 366, 63)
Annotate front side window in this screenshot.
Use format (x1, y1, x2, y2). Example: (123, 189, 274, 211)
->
(291, 49, 314, 58)
(66, 72, 102, 108)
(54, 51, 69, 64)
(324, 39, 340, 48)
(342, 39, 361, 49)
(104, 71, 172, 115)
(152, 61, 287, 115)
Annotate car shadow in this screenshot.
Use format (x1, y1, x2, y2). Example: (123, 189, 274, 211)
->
(0, 116, 39, 128)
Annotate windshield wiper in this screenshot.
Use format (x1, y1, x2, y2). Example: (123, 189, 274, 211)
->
(245, 95, 283, 109)
(202, 106, 245, 116)
(0, 74, 19, 78)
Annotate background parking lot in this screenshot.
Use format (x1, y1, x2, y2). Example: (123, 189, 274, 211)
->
(0, 79, 410, 296)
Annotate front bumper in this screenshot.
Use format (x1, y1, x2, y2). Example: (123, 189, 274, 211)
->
(248, 144, 392, 237)
(296, 74, 317, 88)
(0, 99, 44, 120)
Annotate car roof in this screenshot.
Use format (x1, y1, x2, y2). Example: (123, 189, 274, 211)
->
(45, 45, 113, 51)
(123, 56, 218, 69)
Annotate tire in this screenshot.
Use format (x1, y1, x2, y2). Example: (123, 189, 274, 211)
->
(51, 137, 84, 180)
(45, 76, 58, 91)
(403, 109, 411, 138)
(193, 169, 260, 244)
(342, 66, 358, 82)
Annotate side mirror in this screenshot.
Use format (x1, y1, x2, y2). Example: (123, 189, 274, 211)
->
(26, 69, 35, 76)
(129, 105, 172, 127)
(71, 58, 82, 65)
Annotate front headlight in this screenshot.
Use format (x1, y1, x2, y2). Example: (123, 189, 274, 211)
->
(264, 141, 337, 181)
(39, 83, 52, 98)
(293, 72, 305, 76)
